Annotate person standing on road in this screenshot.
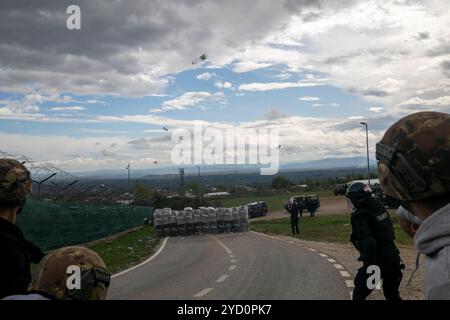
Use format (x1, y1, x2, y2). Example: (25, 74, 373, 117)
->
(346, 182, 403, 300)
(376, 111, 450, 299)
(0, 159, 45, 299)
(289, 200, 301, 235)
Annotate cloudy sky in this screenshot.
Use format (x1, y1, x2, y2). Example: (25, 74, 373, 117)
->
(0, 0, 449, 171)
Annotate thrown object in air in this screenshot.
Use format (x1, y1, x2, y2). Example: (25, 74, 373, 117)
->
(192, 53, 208, 65)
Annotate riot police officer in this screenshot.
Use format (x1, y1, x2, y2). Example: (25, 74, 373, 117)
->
(289, 200, 301, 235)
(346, 182, 403, 300)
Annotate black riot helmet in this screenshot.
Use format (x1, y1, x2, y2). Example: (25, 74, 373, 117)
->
(345, 182, 373, 207)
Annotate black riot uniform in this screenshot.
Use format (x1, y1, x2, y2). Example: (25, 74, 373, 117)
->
(289, 200, 301, 235)
(346, 182, 403, 300)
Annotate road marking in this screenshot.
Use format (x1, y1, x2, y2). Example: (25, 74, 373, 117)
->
(112, 237, 169, 278)
(216, 274, 229, 283)
(339, 271, 351, 278)
(209, 235, 233, 255)
(229, 254, 235, 258)
(288, 241, 295, 244)
(253, 231, 354, 299)
(229, 265, 236, 271)
(345, 280, 355, 288)
(230, 259, 237, 264)
(194, 288, 214, 298)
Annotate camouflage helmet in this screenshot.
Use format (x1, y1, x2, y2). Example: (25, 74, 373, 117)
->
(0, 159, 32, 204)
(376, 111, 450, 202)
(30, 246, 111, 300)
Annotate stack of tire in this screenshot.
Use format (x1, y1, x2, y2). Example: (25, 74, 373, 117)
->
(154, 205, 249, 237)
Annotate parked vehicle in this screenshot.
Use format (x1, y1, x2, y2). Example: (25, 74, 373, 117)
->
(333, 184, 349, 195)
(285, 195, 320, 217)
(247, 201, 268, 218)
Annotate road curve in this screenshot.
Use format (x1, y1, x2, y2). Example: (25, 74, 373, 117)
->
(108, 232, 350, 300)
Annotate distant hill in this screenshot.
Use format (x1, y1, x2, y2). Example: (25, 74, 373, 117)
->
(73, 156, 376, 179)
(280, 157, 376, 170)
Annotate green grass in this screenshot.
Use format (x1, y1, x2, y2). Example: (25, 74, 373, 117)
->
(30, 225, 160, 276)
(88, 225, 160, 273)
(221, 189, 335, 212)
(250, 213, 413, 247)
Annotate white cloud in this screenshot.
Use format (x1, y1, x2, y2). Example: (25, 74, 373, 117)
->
(231, 61, 273, 73)
(150, 91, 225, 113)
(50, 106, 86, 112)
(312, 103, 340, 107)
(0, 97, 41, 114)
(348, 116, 363, 120)
(274, 70, 293, 80)
(369, 107, 384, 113)
(196, 72, 215, 80)
(1, 113, 385, 170)
(299, 96, 320, 101)
(0, 1, 309, 97)
(397, 96, 450, 107)
(0, 93, 104, 117)
(227, 0, 450, 114)
(214, 81, 233, 89)
(238, 81, 323, 92)
(78, 128, 130, 134)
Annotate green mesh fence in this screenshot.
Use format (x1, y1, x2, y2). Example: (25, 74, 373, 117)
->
(16, 198, 154, 251)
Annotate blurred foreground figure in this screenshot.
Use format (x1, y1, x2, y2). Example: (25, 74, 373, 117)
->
(3, 246, 111, 300)
(346, 182, 403, 300)
(0, 159, 44, 299)
(377, 111, 450, 299)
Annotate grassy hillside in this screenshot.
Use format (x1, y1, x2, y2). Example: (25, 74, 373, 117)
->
(250, 213, 413, 247)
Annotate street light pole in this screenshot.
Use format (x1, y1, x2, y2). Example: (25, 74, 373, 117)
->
(360, 122, 371, 186)
(126, 163, 131, 194)
(196, 165, 201, 205)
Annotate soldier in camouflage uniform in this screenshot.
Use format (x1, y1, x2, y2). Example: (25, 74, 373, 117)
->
(3, 246, 111, 300)
(0, 159, 44, 299)
(376, 111, 450, 299)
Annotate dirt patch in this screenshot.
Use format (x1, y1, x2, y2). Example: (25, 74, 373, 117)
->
(318, 196, 348, 215)
(253, 195, 349, 221)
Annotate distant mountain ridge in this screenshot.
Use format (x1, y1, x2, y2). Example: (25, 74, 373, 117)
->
(72, 156, 376, 179)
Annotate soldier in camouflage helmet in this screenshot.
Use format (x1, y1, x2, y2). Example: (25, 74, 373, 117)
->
(0, 159, 44, 299)
(29, 246, 111, 300)
(3, 246, 111, 300)
(0, 159, 32, 209)
(376, 111, 450, 299)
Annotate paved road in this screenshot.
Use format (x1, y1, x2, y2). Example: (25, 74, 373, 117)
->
(108, 232, 350, 300)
